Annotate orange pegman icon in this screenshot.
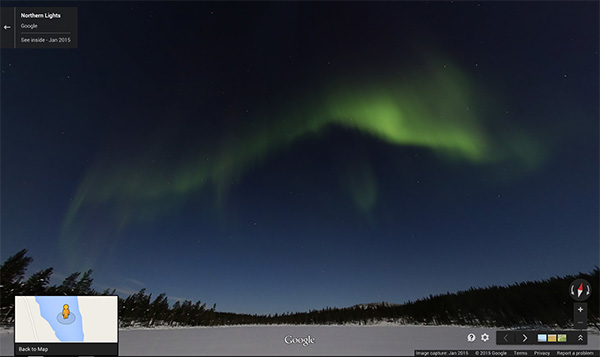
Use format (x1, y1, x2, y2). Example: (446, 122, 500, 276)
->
(62, 304, 70, 319)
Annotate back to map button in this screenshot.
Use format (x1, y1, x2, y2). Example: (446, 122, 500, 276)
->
(14, 296, 118, 356)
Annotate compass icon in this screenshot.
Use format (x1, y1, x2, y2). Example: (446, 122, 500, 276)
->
(569, 279, 591, 302)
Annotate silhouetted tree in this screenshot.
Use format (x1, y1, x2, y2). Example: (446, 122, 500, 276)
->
(0, 249, 33, 324)
(22, 268, 54, 296)
(148, 293, 169, 326)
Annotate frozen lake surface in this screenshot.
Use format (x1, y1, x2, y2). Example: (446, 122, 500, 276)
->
(2, 324, 598, 355)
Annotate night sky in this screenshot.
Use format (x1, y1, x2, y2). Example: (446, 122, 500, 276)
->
(2, 2, 598, 315)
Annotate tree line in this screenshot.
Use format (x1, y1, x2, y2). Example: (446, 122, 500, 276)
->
(1, 249, 598, 329)
(0, 249, 217, 327)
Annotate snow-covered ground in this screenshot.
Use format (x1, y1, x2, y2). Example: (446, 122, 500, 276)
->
(1, 324, 598, 355)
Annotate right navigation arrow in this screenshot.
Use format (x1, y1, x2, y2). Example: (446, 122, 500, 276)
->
(522, 334, 528, 342)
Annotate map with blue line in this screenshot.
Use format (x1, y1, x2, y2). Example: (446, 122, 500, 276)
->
(35, 296, 84, 341)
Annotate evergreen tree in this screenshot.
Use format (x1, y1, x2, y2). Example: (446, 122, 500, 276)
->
(0, 249, 33, 324)
(148, 293, 169, 326)
(75, 269, 94, 295)
(22, 268, 54, 296)
(100, 288, 116, 296)
(55, 272, 81, 295)
(169, 301, 181, 326)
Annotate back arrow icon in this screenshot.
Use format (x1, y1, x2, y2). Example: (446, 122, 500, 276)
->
(3, 25, 11, 30)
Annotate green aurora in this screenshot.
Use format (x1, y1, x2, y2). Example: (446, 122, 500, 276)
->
(60, 59, 545, 267)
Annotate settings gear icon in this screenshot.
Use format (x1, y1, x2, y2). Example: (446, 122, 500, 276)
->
(481, 333, 490, 342)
